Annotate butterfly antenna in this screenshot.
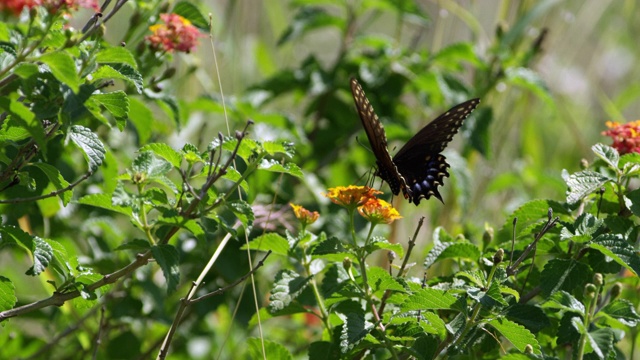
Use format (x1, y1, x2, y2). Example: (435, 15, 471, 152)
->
(355, 135, 373, 154)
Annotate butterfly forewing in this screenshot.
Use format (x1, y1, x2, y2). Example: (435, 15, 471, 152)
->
(350, 78, 410, 196)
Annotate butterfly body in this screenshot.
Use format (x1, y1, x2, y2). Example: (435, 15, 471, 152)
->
(350, 77, 480, 205)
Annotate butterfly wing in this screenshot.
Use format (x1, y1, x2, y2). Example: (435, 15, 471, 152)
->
(393, 99, 480, 204)
(350, 78, 410, 196)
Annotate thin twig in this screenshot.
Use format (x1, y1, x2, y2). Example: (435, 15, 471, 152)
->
(0, 171, 93, 204)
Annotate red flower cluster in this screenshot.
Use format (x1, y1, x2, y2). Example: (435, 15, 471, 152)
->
(0, 0, 98, 14)
(146, 13, 203, 53)
(602, 120, 640, 155)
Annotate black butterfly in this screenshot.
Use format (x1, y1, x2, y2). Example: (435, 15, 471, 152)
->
(350, 77, 480, 205)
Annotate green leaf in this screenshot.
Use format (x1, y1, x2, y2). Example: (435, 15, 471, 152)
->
(312, 236, 346, 255)
(30, 162, 72, 205)
(338, 310, 371, 353)
(487, 317, 542, 355)
(585, 327, 614, 359)
(132, 151, 172, 178)
(624, 188, 640, 217)
(539, 259, 592, 297)
(69, 125, 106, 172)
(139, 143, 182, 169)
(151, 244, 180, 294)
(92, 91, 129, 123)
(40, 52, 80, 93)
(593, 143, 620, 169)
(95, 46, 138, 69)
(366, 267, 405, 295)
(76, 193, 133, 217)
(25, 237, 53, 276)
(424, 241, 480, 270)
(46, 239, 72, 279)
(0, 97, 45, 156)
(247, 338, 293, 360)
(505, 304, 551, 333)
(590, 234, 640, 276)
(543, 290, 585, 314)
(115, 239, 151, 251)
(258, 159, 303, 178)
(277, 7, 344, 46)
(496, 199, 569, 243)
(173, 1, 209, 30)
(242, 233, 290, 256)
(0, 276, 16, 311)
(268, 269, 311, 312)
(92, 63, 143, 93)
(228, 200, 254, 229)
(401, 288, 459, 312)
(559, 213, 603, 243)
(221, 167, 249, 193)
(364, 237, 404, 258)
(505, 67, 553, 106)
(127, 97, 154, 144)
(565, 170, 611, 205)
(601, 299, 640, 327)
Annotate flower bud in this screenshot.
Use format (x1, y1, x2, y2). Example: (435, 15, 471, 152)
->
(343, 257, 352, 271)
(483, 226, 494, 247)
(493, 248, 504, 264)
(610, 282, 622, 301)
(593, 273, 603, 287)
(387, 251, 397, 263)
(584, 283, 596, 299)
(580, 158, 589, 169)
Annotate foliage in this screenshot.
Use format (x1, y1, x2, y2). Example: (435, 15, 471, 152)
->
(0, 0, 639, 359)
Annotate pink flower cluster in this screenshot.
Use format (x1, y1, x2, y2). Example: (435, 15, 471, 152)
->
(146, 13, 203, 53)
(602, 120, 640, 155)
(0, 0, 99, 14)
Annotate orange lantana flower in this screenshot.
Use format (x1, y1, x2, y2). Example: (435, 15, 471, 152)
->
(146, 13, 203, 53)
(357, 198, 402, 224)
(290, 203, 319, 227)
(324, 186, 381, 208)
(602, 120, 640, 155)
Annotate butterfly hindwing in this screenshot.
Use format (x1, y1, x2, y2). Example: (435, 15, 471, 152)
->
(350, 77, 479, 205)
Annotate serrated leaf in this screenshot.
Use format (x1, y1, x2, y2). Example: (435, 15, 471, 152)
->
(46, 239, 72, 279)
(424, 241, 480, 270)
(92, 91, 129, 120)
(565, 170, 611, 205)
(366, 266, 405, 295)
(132, 151, 172, 178)
(338, 310, 372, 353)
(242, 233, 290, 256)
(401, 288, 459, 312)
(585, 327, 614, 358)
(95, 46, 138, 69)
(268, 269, 311, 312)
(311, 236, 347, 255)
(496, 199, 569, 242)
(505, 304, 550, 332)
(92, 63, 143, 93)
(560, 213, 603, 243)
(0, 276, 16, 311)
(258, 159, 303, 178)
(543, 290, 585, 314)
(247, 338, 293, 360)
(25, 237, 53, 276)
(151, 244, 180, 294)
(228, 200, 254, 228)
(590, 234, 640, 276)
(40, 52, 80, 93)
(0, 97, 45, 156)
(539, 259, 592, 297)
(139, 143, 183, 168)
(487, 317, 542, 354)
(69, 125, 106, 172)
(601, 299, 640, 326)
(592, 143, 619, 169)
